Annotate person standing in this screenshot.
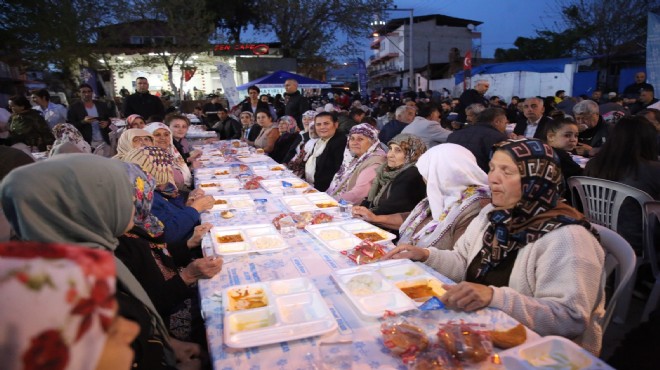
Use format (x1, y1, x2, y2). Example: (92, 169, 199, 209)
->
(455, 79, 490, 122)
(284, 79, 311, 130)
(122, 77, 165, 120)
(67, 83, 115, 151)
(31, 88, 68, 129)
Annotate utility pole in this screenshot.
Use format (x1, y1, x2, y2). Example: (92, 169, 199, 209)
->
(381, 7, 414, 92)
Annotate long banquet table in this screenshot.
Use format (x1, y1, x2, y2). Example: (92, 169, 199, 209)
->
(193, 142, 541, 369)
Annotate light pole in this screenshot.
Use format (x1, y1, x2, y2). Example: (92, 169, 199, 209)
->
(382, 8, 414, 92)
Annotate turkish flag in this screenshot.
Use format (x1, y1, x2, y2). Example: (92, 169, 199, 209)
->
(184, 68, 197, 82)
(463, 51, 472, 70)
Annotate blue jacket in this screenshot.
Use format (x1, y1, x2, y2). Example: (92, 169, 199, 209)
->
(151, 192, 200, 244)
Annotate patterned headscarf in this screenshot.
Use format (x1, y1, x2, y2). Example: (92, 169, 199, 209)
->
(114, 128, 153, 160)
(327, 124, 385, 198)
(302, 110, 318, 120)
(126, 114, 144, 128)
(49, 123, 91, 155)
(124, 163, 164, 237)
(0, 242, 117, 370)
(144, 122, 191, 189)
(278, 115, 298, 134)
(123, 146, 178, 198)
(472, 139, 597, 281)
(367, 134, 427, 207)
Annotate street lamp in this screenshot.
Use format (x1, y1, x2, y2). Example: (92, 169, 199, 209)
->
(380, 7, 414, 92)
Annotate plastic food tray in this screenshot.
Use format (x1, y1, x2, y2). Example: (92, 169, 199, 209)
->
(221, 277, 338, 348)
(211, 194, 256, 211)
(280, 193, 339, 213)
(210, 224, 288, 256)
(197, 178, 241, 193)
(259, 177, 311, 194)
(499, 336, 614, 369)
(332, 260, 448, 318)
(305, 219, 395, 252)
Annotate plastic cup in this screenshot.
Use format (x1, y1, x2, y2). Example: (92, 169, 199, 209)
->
(254, 199, 268, 214)
(339, 201, 353, 219)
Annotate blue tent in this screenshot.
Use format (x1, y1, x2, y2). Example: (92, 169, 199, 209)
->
(237, 70, 330, 90)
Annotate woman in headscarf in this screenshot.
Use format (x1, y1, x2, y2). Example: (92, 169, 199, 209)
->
(0, 241, 140, 370)
(49, 122, 92, 156)
(352, 133, 427, 233)
(113, 128, 154, 160)
(380, 144, 491, 253)
(116, 164, 222, 344)
(384, 138, 605, 355)
(122, 146, 215, 245)
(127, 114, 147, 129)
(145, 122, 192, 191)
(0, 154, 201, 369)
(269, 115, 301, 164)
(287, 121, 318, 179)
(0, 147, 34, 242)
(326, 123, 386, 203)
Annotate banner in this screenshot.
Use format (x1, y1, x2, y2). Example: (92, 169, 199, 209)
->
(357, 58, 368, 96)
(216, 62, 240, 108)
(463, 51, 472, 90)
(647, 12, 660, 91)
(80, 67, 99, 96)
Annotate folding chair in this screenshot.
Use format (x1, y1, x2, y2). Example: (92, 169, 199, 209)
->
(642, 201, 660, 322)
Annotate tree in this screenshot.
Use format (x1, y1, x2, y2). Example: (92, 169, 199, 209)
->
(206, 0, 262, 43)
(494, 29, 582, 62)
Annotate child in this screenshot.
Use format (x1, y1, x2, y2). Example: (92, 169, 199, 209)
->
(545, 118, 583, 202)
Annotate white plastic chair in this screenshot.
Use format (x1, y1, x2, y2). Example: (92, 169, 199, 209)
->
(592, 224, 637, 333)
(642, 201, 660, 322)
(568, 176, 653, 323)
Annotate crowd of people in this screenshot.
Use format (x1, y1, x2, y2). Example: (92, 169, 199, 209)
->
(0, 72, 659, 369)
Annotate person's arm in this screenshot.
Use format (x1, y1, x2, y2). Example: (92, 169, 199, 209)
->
(351, 206, 406, 230)
(231, 120, 242, 139)
(151, 193, 201, 244)
(427, 123, 452, 144)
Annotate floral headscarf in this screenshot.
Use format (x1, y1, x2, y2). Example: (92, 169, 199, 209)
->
(124, 163, 164, 238)
(123, 146, 178, 198)
(49, 123, 91, 155)
(278, 116, 298, 134)
(144, 122, 191, 189)
(366, 133, 427, 207)
(327, 124, 384, 198)
(0, 241, 117, 370)
(471, 139, 597, 282)
(126, 114, 144, 128)
(113, 128, 153, 160)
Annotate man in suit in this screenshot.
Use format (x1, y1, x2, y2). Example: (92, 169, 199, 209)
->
(67, 83, 115, 150)
(513, 97, 553, 139)
(284, 79, 311, 130)
(305, 112, 348, 192)
(455, 79, 490, 122)
(121, 77, 164, 121)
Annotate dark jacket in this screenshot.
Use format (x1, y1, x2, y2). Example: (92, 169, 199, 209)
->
(362, 166, 427, 217)
(67, 100, 115, 144)
(122, 92, 165, 120)
(554, 148, 583, 204)
(284, 91, 311, 130)
(447, 122, 508, 173)
(513, 115, 554, 140)
(313, 133, 348, 192)
(455, 89, 489, 122)
(212, 117, 242, 140)
(8, 110, 54, 151)
(202, 102, 224, 127)
(246, 124, 262, 142)
(578, 116, 610, 150)
(269, 132, 302, 164)
(378, 120, 407, 144)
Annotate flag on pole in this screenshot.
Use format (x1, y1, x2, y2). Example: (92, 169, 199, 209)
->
(463, 51, 472, 90)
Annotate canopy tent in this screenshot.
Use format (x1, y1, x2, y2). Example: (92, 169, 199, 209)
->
(237, 70, 331, 90)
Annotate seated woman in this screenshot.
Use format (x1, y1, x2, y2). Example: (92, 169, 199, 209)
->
(145, 122, 192, 191)
(165, 113, 201, 165)
(383, 144, 490, 253)
(384, 138, 605, 355)
(252, 109, 279, 154)
(116, 163, 222, 344)
(585, 116, 660, 253)
(0, 241, 140, 370)
(287, 121, 318, 179)
(269, 116, 301, 164)
(326, 124, 386, 204)
(127, 114, 147, 129)
(299, 110, 318, 147)
(49, 122, 91, 156)
(123, 146, 215, 245)
(352, 134, 427, 233)
(7, 94, 54, 152)
(113, 128, 154, 160)
(0, 154, 203, 369)
(544, 117, 583, 203)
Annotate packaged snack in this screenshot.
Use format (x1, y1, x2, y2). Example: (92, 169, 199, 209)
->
(490, 323, 526, 349)
(436, 321, 493, 364)
(381, 311, 429, 364)
(341, 239, 386, 265)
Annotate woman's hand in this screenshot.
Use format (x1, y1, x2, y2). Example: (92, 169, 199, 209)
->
(382, 244, 430, 262)
(185, 188, 205, 206)
(189, 150, 202, 159)
(170, 338, 202, 370)
(352, 206, 377, 223)
(186, 223, 213, 248)
(180, 256, 223, 285)
(574, 143, 592, 156)
(190, 195, 215, 213)
(440, 282, 493, 312)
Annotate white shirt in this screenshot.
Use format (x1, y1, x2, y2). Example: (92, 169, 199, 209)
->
(523, 117, 543, 138)
(33, 102, 68, 130)
(305, 138, 329, 184)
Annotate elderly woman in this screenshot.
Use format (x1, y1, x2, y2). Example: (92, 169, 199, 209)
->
(287, 121, 318, 178)
(0, 154, 203, 369)
(269, 116, 301, 164)
(380, 144, 490, 252)
(165, 113, 201, 165)
(48, 122, 92, 155)
(0, 242, 140, 370)
(123, 146, 215, 245)
(385, 138, 605, 355)
(145, 122, 192, 191)
(326, 124, 386, 203)
(352, 134, 427, 233)
(113, 128, 154, 160)
(127, 114, 147, 129)
(252, 109, 280, 153)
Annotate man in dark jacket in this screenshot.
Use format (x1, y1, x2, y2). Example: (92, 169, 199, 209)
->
(121, 77, 164, 120)
(513, 97, 553, 140)
(211, 107, 242, 140)
(305, 112, 347, 192)
(284, 79, 311, 130)
(68, 83, 115, 147)
(447, 107, 508, 173)
(455, 79, 490, 122)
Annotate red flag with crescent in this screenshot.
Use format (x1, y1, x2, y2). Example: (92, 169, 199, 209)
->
(184, 67, 197, 82)
(463, 51, 472, 70)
